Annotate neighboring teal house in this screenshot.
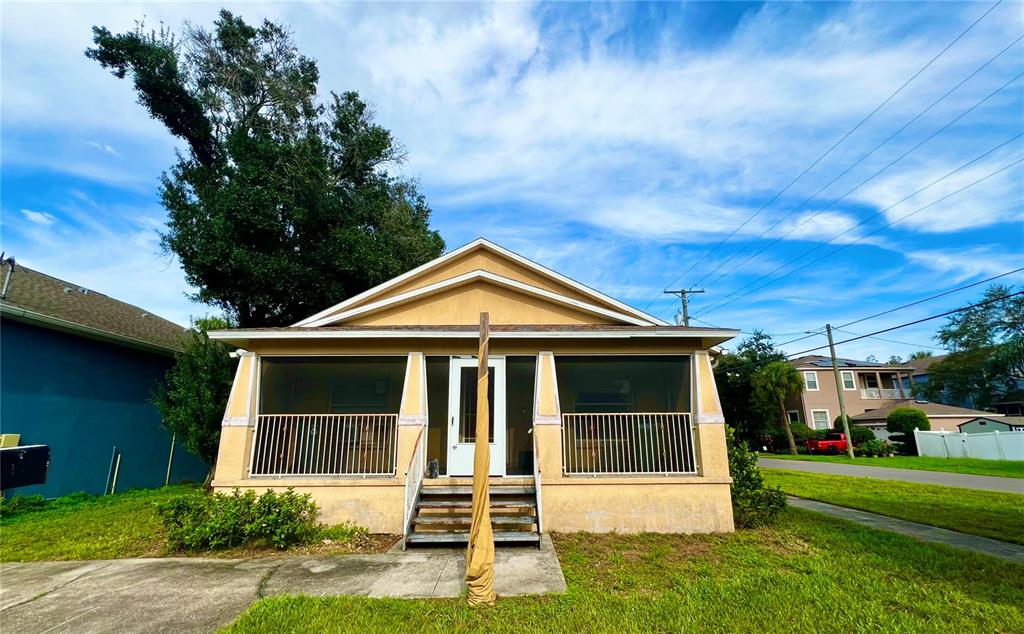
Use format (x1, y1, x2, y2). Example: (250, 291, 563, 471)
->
(0, 259, 207, 498)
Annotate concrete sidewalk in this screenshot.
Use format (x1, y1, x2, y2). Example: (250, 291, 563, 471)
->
(0, 537, 566, 634)
(759, 458, 1024, 494)
(789, 496, 1024, 564)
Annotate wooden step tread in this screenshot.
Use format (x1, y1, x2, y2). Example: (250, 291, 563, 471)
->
(419, 486, 535, 496)
(417, 499, 536, 509)
(406, 531, 540, 545)
(413, 515, 536, 525)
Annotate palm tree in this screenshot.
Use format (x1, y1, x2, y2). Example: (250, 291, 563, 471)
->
(752, 361, 804, 454)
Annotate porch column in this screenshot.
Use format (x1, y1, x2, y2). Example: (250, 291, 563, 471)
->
(396, 352, 428, 482)
(532, 351, 563, 480)
(875, 371, 883, 398)
(212, 351, 258, 484)
(896, 372, 906, 399)
(693, 350, 729, 479)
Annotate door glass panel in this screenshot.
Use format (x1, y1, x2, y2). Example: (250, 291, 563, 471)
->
(459, 366, 495, 443)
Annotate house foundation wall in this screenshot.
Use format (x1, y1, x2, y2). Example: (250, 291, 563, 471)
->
(541, 480, 734, 533)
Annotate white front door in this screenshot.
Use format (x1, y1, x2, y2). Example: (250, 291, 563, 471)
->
(447, 357, 506, 476)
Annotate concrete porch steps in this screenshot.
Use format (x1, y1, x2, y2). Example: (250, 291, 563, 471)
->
(406, 531, 541, 545)
(406, 481, 541, 547)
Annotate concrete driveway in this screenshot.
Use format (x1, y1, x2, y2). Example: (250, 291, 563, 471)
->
(0, 538, 566, 634)
(758, 458, 1024, 494)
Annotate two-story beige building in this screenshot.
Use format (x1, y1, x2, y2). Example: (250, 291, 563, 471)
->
(208, 239, 738, 546)
(786, 355, 914, 430)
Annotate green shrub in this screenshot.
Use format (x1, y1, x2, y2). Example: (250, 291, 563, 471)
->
(886, 407, 931, 455)
(831, 415, 874, 446)
(0, 494, 47, 518)
(159, 488, 319, 551)
(769, 423, 815, 452)
(855, 439, 892, 457)
(726, 426, 787, 528)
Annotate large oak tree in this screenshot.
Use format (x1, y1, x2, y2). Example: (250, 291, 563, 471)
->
(87, 12, 444, 327)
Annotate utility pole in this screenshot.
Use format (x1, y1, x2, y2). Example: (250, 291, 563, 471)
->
(826, 323, 856, 459)
(664, 289, 705, 326)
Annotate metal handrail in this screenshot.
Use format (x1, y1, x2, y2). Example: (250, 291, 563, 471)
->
(402, 426, 426, 546)
(561, 412, 696, 475)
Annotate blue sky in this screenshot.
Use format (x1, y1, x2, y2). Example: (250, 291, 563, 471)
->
(2, 1, 1022, 359)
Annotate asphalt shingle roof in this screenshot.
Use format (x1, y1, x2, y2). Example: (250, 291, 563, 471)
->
(0, 262, 186, 353)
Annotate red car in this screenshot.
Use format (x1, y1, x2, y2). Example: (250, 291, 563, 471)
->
(805, 433, 848, 455)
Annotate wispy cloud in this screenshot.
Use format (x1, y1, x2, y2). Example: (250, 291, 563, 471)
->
(20, 209, 57, 226)
(86, 141, 120, 157)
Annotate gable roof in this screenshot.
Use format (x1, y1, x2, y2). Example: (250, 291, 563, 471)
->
(851, 400, 1000, 421)
(294, 238, 670, 328)
(907, 354, 946, 375)
(958, 416, 1023, 429)
(0, 261, 186, 354)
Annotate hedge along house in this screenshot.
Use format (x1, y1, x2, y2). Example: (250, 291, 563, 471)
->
(209, 239, 738, 545)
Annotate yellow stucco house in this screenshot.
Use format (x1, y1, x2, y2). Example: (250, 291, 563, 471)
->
(209, 239, 738, 545)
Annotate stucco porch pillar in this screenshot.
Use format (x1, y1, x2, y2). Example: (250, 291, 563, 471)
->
(212, 351, 258, 483)
(532, 351, 563, 482)
(693, 350, 729, 479)
(396, 352, 428, 483)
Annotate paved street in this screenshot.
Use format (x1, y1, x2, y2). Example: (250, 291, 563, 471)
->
(0, 538, 566, 634)
(759, 458, 1024, 494)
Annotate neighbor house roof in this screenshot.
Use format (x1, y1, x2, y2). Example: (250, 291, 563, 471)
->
(957, 416, 1024, 430)
(0, 261, 186, 354)
(789, 355, 910, 370)
(907, 354, 947, 376)
(851, 400, 1000, 422)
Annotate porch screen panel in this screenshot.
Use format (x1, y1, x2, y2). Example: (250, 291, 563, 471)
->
(555, 356, 694, 475)
(251, 357, 405, 476)
(555, 356, 690, 414)
(458, 366, 495, 443)
(259, 357, 406, 414)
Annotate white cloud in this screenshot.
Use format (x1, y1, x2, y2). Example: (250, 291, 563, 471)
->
(20, 209, 57, 226)
(87, 141, 120, 157)
(904, 246, 1024, 282)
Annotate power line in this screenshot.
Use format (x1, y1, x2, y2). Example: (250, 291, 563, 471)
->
(715, 289, 1024, 374)
(710, 266, 1024, 350)
(642, 0, 1005, 311)
(836, 266, 1024, 330)
(696, 135, 1024, 317)
(692, 38, 1024, 292)
(833, 328, 945, 351)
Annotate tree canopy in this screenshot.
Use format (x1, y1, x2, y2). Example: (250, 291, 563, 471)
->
(153, 317, 237, 480)
(714, 330, 787, 442)
(920, 284, 1024, 409)
(751, 360, 805, 454)
(87, 12, 445, 327)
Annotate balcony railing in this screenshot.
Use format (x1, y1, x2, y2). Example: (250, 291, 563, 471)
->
(250, 414, 398, 477)
(561, 412, 696, 475)
(860, 388, 904, 400)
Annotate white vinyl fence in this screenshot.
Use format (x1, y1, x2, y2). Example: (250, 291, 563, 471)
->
(915, 429, 1024, 461)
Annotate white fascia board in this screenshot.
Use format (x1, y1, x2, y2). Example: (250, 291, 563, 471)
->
(292, 238, 669, 327)
(305, 269, 653, 327)
(207, 328, 740, 341)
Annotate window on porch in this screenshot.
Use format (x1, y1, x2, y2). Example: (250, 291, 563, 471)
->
(250, 357, 406, 477)
(555, 356, 695, 475)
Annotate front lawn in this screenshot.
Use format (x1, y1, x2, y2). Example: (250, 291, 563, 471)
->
(762, 453, 1024, 479)
(223, 509, 1024, 633)
(763, 469, 1024, 545)
(0, 486, 396, 562)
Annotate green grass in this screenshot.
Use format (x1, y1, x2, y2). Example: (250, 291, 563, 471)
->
(761, 453, 1024, 478)
(763, 469, 1024, 545)
(223, 509, 1024, 633)
(0, 486, 393, 562)
(0, 485, 196, 562)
